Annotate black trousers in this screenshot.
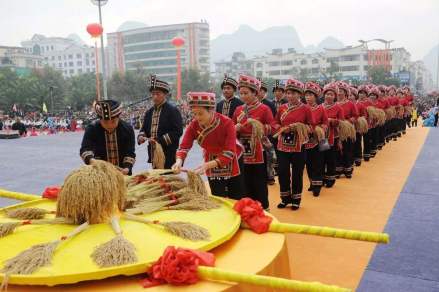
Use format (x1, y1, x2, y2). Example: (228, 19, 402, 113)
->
(412, 119, 417, 127)
(323, 143, 337, 185)
(208, 158, 246, 200)
(370, 127, 379, 156)
(278, 149, 306, 207)
(306, 147, 324, 190)
(243, 162, 269, 209)
(402, 117, 407, 133)
(363, 131, 372, 160)
(406, 116, 411, 128)
(353, 132, 363, 164)
(434, 113, 438, 127)
(377, 125, 385, 148)
(336, 139, 354, 176)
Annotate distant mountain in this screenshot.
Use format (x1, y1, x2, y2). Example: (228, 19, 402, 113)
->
(211, 25, 304, 62)
(117, 21, 148, 32)
(211, 25, 344, 62)
(423, 44, 438, 86)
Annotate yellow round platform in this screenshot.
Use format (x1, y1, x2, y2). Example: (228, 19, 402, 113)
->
(0, 197, 241, 286)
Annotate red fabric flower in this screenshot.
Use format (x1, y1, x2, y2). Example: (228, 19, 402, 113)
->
(234, 198, 273, 234)
(42, 186, 61, 199)
(140, 246, 215, 288)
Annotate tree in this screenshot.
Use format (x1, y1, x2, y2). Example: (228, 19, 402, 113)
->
(327, 61, 341, 80)
(367, 66, 400, 86)
(66, 73, 99, 111)
(298, 68, 310, 82)
(179, 68, 212, 98)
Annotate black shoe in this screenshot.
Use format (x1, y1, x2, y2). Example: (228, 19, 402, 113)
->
(393, 138, 397, 141)
(325, 180, 335, 188)
(307, 185, 313, 191)
(345, 174, 352, 179)
(364, 157, 370, 162)
(355, 161, 361, 167)
(335, 174, 341, 179)
(313, 188, 321, 197)
(267, 179, 276, 185)
(277, 202, 289, 208)
(291, 204, 300, 210)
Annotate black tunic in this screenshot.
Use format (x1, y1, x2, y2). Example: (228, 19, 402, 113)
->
(139, 101, 183, 168)
(80, 120, 136, 174)
(261, 98, 276, 117)
(216, 96, 244, 119)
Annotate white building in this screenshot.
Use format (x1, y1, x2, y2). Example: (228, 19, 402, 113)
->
(0, 45, 43, 71)
(410, 61, 435, 93)
(107, 22, 210, 83)
(214, 43, 413, 83)
(21, 34, 101, 78)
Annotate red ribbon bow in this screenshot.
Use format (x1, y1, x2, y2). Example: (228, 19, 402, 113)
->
(141, 246, 215, 288)
(233, 198, 273, 234)
(42, 186, 61, 199)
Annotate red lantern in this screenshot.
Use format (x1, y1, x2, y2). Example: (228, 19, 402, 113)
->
(86, 23, 103, 38)
(171, 37, 185, 47)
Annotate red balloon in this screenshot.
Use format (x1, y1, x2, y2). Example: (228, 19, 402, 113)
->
(171, 37, 185, 47)
(86, 23, 103, 38)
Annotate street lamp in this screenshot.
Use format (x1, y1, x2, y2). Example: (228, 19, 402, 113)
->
(91, 0, 108, 99)
(87, 23, 104, 101)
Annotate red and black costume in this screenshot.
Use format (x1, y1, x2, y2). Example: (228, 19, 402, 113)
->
(275, 79, 315, 210)
(177, 94, 245, 199)
(304, 82, 328, 197)
(322, 82, 344, 188)
(233, 75, 276, 209)
(216, 75, 243, 119)
(356, 85, 373, 162)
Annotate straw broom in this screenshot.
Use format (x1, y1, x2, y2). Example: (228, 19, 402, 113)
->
(0, 222, 89, 290)
(91, 216, 137, 268)
(338, 120, 356, 142)
(5, 208, 55, 220)
(355, 117, 369, 134)
(0, 218, 72, 238)
(152, 143, 165, 169)
(290, 122, 310, 144)
(123, 213, 210, 241)
(385, 107, 396, 120)
(186, 171, 208, 197)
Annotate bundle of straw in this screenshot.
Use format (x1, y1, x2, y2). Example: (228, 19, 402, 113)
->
(246, 118, 264, 140)
(404, 106, 413, 116)
(375, 109, 386, 126)
(91, 217, 137, 268)
(56, 160, 126, 224)
(314, 126, 326, 142)
(290, 122, 310, 145)
(338, 120, 356, 142)
(385, 107, 396, 120)
(187, 171, 208, 197)
(123, 213, 210, 241)
(152, 143, 165, 169)
(366, 106, 378, 122)
(0, 218, 71, 238)
(355, 117, 369, 134)
(0, 222, 89, 290)
(6, 208, 54, 220)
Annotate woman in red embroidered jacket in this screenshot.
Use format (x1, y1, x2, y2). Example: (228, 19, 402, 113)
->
(275, 79, 315, 210)
(173, 92, 245, 199)
(322, 82, 344, 188)
(335, 81, 358, 179)
(232, 74, 277, 210)
(304, 82, 328, 197)
(357, 85, 373, 162)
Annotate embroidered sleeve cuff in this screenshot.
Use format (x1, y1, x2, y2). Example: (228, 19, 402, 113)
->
(176, 149, 189, 160)
(81, 151, 94, 165)
(138, 131, 146, 138)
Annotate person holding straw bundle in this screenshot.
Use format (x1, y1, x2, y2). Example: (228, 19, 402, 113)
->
(80, 99, 136, 175)
(232, 74, 276, 210)
(138, 75, 183, 169)
(357, 85, 373, 162)
(321, 82, 344, 189)
(274, 79, 315, 210)
(304, 81, 328, 197)
(173, 92, 245, 199)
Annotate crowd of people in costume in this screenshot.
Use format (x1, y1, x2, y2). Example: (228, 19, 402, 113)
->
(78, 73, 416, 213)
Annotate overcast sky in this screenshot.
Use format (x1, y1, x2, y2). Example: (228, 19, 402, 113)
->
(1, 0, 438, 60)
